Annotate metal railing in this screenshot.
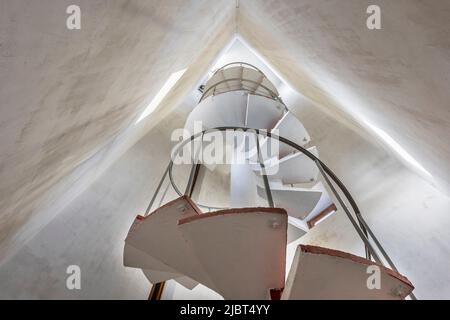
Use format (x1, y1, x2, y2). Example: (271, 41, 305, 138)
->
(200, 78, 282, 102)
(200, 61, 285, 107)
(210, 62, 264, 76)
(145, 126, 416, 300)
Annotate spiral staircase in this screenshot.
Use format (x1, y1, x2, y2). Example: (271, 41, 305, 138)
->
(123, 62, 415, 300)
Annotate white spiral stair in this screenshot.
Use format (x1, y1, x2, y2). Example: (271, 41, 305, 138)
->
(123, 63, 415, 300)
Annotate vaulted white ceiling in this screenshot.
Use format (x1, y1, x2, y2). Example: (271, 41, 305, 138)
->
(1, 0, 449, 263)
(237, 0, 450, 193)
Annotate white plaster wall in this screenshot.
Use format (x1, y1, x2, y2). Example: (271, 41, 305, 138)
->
(0, 103, 233, 299)
(2, 44, 449, 301)
(0, 118, 173, 299)
(238, 0, 450, 195)
(0, 0, 235, 265)
(285, 97, 450, 299)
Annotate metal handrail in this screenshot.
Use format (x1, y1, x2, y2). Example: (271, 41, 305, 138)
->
(200, 78, 281, 103)
(167, 130, 396, 258)
(211, 61, 264, 76)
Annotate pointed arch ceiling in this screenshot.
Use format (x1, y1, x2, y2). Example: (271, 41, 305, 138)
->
(236, 0, 450, 194)
(1, 0, 449, 264)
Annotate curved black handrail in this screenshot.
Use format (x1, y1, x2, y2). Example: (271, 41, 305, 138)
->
(169, 127, 357, 212)
(168, 128, 403, 269)
(200, 78, 282, 103)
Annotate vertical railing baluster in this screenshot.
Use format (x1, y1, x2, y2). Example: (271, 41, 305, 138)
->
(184, 133, 204, 196)
(315, 159, 382, 263)
(145, 164, 170, 216)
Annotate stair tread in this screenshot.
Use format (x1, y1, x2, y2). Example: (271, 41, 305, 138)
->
(124, 243, 179, 273)
(124, 196, 218, 291)
(185, 91, 248, 133)
(273, 112, 311, 158)
(265, 146, 319, 184)
(256, 184, 322, 220)
(178, 207, 288, 300)
(282, 245, 414, 300)
(203, 66, 278, 100)
(245, 94, 284, 129)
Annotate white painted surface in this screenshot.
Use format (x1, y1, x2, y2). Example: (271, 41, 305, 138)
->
(305, 182, 333, 221)
(0, 0, 236, 263)
(273, 112, 311, 158)
(266, 146, 319, 184)
(0, 107, 230, 299)
(179, 209, 287, 299)
(203, 66, 278, 100)
(124, 243, 179, 275)
(125, 197, 217, 291)
(245, 95, 284, 129)
(185, 91, 248, 132)
(287, 222, 307, 244)
(282, 245, 413, 300)
(257, 184, 322, 220)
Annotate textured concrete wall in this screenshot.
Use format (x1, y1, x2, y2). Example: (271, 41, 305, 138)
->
(0, 104, 231, 299)
(3, 86, 447, 299)
(238, 0, 450, 194)
(285, 95, 450, 299)
(0, 0, 235, 264)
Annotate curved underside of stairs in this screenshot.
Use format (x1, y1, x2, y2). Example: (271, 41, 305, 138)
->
(124, 196, 288, 299)
(124, 196, 414, 300)
(184, 85, 330, 233)
(178, 207, 288, 299)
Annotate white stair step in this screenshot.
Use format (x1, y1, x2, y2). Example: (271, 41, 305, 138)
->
(264, 146, 319, 184)
(272, 112, 311, 158)
(204, 66, 244, 96)
(124, 196, 218, 291)
(256, 184, 322, 220)
(203, 66, 278, 101)
(281, 245, 414, 300)
(174, 276, 200, 290)
(245, 94, 284, 129)
(185, 91, 248, 133)
(124, 243, 178, 272)
(303, 182, 334, 223)
(125, 243, 186, 284)
(287, 219, 307, 244)
(178, 207, 288, 300)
